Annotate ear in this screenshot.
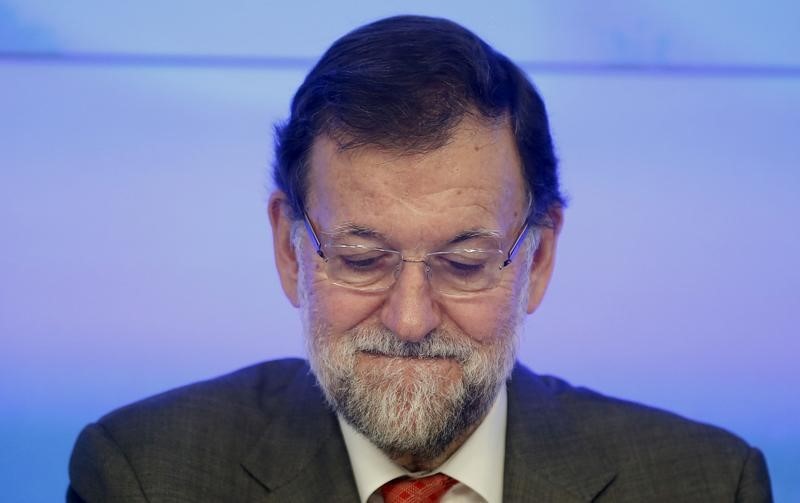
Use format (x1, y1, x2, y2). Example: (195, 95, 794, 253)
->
(526, 206, 564, 314)
(268, 191, 301, 307)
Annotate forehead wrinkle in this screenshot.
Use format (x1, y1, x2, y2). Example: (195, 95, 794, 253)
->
(333, 189, 513, 246)
(320, 185, 520, 248)
(379, 187, 500, 217)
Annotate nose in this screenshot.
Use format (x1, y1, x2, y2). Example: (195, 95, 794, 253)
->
(380, 260, 441, 342)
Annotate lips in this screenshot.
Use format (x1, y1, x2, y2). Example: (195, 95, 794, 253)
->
(358, 349, 453, 359)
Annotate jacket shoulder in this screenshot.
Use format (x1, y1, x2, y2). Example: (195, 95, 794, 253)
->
(69, 358, 325, 501)
(513, 365, 751, 452)
(101, 358, 312, 422)
(507, 364, 772, 501)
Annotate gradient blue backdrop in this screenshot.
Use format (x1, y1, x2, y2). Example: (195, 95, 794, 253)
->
(1, 1, 798, 501)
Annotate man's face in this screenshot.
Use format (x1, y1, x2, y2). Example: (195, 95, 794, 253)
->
(270, 118, 559, 462)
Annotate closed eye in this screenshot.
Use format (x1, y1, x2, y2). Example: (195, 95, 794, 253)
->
(341, 255, 383, 270)
(437, 258, 487, 277)
(334, 250, 397, 272)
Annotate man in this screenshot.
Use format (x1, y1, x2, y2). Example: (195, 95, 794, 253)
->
(68, 15, 772, 502)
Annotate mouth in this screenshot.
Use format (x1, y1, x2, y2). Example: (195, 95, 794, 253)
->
(353, 350, 464, 383)
(358, 349, 452, 360)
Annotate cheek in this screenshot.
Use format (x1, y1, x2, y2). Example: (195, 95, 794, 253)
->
(444, 291, 520, 344)
(308, 283, 386, 334)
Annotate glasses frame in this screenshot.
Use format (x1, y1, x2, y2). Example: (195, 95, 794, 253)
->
(302, 211, 532, 294)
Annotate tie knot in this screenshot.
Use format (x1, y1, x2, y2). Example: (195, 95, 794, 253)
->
(380, 473, 458, 503)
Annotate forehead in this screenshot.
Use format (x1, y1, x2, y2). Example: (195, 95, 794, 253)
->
(305, 118, 527, 243)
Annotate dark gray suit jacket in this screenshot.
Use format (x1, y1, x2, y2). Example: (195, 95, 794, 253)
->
(68, 359, 772, 502)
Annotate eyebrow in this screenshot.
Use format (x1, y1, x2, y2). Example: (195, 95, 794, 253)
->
(324, 222, 388, 241)
(449, 229, 502, 245)
(324, 222, 501, 245)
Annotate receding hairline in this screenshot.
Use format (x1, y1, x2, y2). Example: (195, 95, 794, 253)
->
(303, 117, 521, 220)
(319, 109, 512, 157)
(303, 112, 523, 206)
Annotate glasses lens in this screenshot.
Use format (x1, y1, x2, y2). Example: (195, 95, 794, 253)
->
(325, 245, 400, 290)
(321, 245, 505, 294)
(427, 249, 503, 294)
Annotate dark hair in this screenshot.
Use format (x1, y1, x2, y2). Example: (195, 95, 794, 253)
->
(273, 15, 564, 226)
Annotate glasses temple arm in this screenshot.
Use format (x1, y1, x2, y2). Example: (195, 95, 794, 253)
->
(502, 222, 530, 268)
(303, 212, 326, 259)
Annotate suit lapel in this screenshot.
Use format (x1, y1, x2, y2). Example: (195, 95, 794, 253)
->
(504, 365, 617, 502)
(241, 364, 360, 502)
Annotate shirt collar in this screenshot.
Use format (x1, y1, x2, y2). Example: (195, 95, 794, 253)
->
(338, 384, 507, 503)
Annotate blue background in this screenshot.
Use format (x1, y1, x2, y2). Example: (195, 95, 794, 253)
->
(1, 1, 798, 500)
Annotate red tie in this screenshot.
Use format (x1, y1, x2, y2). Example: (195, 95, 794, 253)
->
(380, 473, 458, 503)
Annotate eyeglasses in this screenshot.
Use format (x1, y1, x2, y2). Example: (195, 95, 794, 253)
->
(302, 213, 536, 296)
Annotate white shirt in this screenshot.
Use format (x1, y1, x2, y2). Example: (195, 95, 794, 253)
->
(338, 384, 507, 503)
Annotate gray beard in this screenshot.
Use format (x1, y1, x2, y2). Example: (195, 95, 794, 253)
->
(305, 322, 519, 461)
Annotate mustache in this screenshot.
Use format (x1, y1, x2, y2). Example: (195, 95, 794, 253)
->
(347, 326, 473, 361)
